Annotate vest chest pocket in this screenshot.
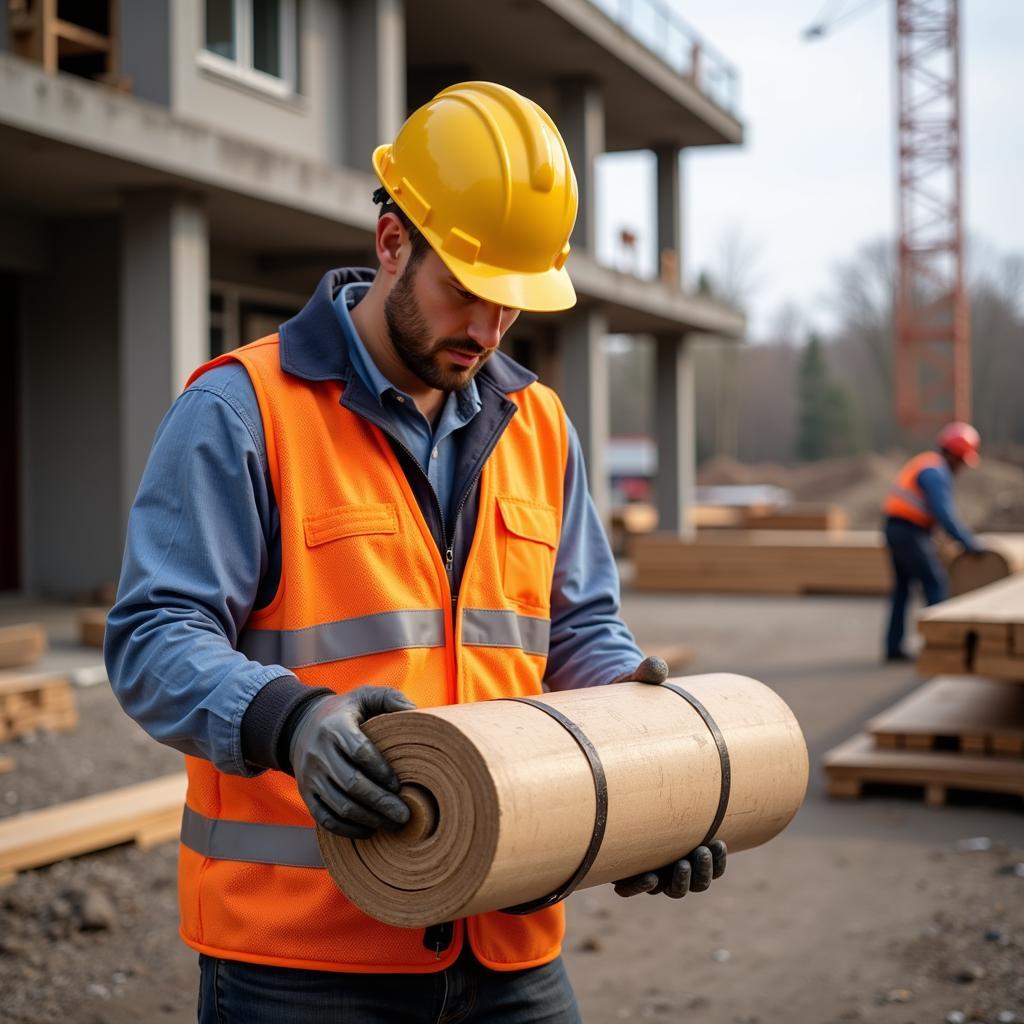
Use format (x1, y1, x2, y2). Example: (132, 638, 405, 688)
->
(495, 496, 559, 611)
(303, 503, 398, 547)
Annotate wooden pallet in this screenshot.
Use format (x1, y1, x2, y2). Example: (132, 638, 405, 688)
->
(823, 733, 1024, 806)
(917, 575, 1024, 682)
(0, 773, 187, 886)
(78, 608, 108, 649)
(631, 530, 891, 596)
(867, 677, 1024, 756)
(0, 672, 78, 742)
(0, 623, 47, 670)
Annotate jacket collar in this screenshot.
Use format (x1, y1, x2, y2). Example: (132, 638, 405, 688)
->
(278, 267, 538, 396)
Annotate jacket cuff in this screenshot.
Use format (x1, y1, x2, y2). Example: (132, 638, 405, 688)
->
(240, 675, 333, 774)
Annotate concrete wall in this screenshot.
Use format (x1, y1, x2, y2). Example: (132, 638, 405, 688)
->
(170, 0, 348, 166)
(20, 219, 122, 596)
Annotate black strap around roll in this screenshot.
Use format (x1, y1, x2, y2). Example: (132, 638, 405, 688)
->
(661, 683, 732, 846)
(499, 698, 609, 915)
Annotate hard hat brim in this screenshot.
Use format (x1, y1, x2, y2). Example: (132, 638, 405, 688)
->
(962, 450, 980, 467)
(435, 249, 578, 313)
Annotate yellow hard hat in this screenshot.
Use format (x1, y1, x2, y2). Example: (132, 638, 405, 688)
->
(373, 82, 578, 313)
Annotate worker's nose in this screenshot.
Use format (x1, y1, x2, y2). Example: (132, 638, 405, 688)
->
(466, 302, 505, 351)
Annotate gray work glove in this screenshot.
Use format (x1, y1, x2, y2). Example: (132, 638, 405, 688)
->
(614, 839, 728, 898)
(288, 686, 416, 838)
(611, 655, 670, 685)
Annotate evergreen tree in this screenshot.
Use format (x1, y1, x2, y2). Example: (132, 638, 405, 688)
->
(796, 333, 830, 461)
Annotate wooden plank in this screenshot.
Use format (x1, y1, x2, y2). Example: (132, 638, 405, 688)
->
(1015, 623, 1024, 657)
(0, 774, 187, 883)
(741, 504, 848, 532)
(915, 648, 968, 675)
(0, 672, 77, 742)
(866, 677, 1024, 755)
(919, 574, 1024, 631)
(78, 608, 107, 649)
(823, 733, 1024, 802)
(631, 531, 891, 596)
(0, 624, 47, 670)
(974, 653, 1024, 683)
(0, 756, 14, 774)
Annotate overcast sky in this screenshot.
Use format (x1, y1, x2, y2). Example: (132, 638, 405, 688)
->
(595, 0, 1024, 340)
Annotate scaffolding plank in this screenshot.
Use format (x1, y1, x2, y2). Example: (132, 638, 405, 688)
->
(0, 624, 47, 670)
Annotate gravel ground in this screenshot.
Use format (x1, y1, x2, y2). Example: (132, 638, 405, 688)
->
(2, 593, 1024, 1024)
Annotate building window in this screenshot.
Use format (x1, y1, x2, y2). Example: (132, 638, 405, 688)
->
(201, 0, 298, 96)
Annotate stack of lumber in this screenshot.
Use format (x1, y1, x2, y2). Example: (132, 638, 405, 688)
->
(0, 672, 78, 741)
(741, 504, 848, 532)
(916, 574, 1024, 680)
(948, 534, 1024, 597)
(631, 530, 890, 595)
(688, 505, 746, 529)
(0, 773, 187, 886)
(823, 677, 1024, 805)
(78, 608, 108, 649)
(0, 623, 47, 669)
(825, 577, 1024, 805)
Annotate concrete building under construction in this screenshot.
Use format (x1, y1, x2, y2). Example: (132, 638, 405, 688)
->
(0, 0, 744, 597)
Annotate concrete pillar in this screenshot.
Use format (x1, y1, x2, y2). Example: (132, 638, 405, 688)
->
(119, 191, 208, 521)
(344, 0, 406, 174)
(557, 79, 604, 254)
(655, 145, 683, 288)
(560, 307, 610, 522)
(654, 334, 696, 538)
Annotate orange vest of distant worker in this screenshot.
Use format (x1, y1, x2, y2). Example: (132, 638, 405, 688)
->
(882, 451, 943, 529)
(178, 335, 569, 973)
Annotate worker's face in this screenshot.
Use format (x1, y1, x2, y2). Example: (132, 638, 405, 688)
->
(384, 247, 520, 392)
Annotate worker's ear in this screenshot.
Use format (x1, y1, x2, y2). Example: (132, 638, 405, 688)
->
(376, 214, 407, 278)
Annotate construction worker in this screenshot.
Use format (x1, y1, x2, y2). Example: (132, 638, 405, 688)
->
(882, 421, 984, 662)
(105, 82, 725, 1024)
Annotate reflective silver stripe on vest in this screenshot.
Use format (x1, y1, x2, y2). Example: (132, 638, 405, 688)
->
(888, 485, 930, 514)
(238, 609, 445, 668)
(461, 608, 550, 657)
(181, 805, 323, 868)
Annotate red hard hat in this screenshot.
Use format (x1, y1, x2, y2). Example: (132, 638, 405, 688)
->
(937, 421, 981, 466)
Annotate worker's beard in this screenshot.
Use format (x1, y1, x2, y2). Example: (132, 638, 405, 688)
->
(384, 262, 489, 392)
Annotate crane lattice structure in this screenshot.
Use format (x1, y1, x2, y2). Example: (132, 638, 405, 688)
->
(894, 0, 970, 434)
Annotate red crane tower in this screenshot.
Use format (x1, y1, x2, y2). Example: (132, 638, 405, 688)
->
(806, 0, 971, 436)
(894, 0, 970, 434)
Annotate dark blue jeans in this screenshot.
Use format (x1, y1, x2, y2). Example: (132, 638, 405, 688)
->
(884, 516, 949, 657)
(197, 944, 581, 1024)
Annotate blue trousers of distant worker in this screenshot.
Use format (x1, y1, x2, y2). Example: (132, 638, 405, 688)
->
(884, 516, 949, 658)
(197, 944, 582, 1024)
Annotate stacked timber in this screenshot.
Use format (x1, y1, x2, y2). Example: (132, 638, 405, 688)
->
(631, 530, 890, 596)
(825, 577, 1024, 805)
(916, 574, 1024, 681)
(741, 504, 848, 532)
(0, 623, 47, 670)
(0, 672, 78, 741)
(0, 774, 187, 885)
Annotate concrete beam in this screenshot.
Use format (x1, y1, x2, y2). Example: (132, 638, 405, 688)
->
(557, 78, 604, 255)
(119, 191, 209, 523)
(654, 334, 696, 538)
(344, 0, 406, 174)
(559, 307, 610, 522)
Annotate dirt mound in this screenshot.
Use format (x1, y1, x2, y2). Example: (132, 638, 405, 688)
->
(698, 453, 1024, 532)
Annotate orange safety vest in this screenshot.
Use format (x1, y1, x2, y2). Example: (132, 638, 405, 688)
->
(882, 451, 943, 529)
(178, 335, 569, 973)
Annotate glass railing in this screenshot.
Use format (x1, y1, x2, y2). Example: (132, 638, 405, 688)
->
(586, 0, 740, 116)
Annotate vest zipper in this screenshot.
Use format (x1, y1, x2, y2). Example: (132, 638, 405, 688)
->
(423, 921, 454, 958)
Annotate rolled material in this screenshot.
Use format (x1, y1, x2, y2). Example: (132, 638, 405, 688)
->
(949, 534, 1024, 597)
(318, 674, 808, 928)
